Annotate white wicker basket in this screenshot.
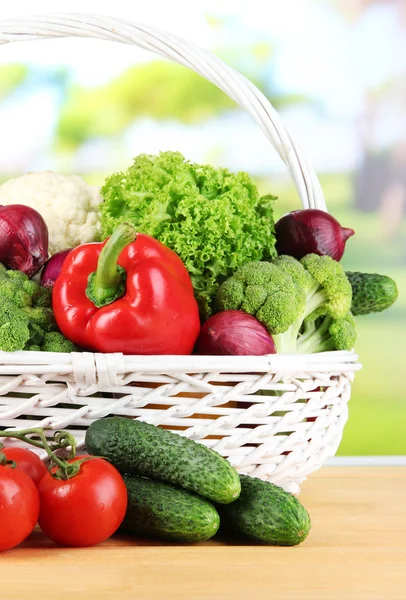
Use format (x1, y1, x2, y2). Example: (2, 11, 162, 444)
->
(0, 13, 361, 494)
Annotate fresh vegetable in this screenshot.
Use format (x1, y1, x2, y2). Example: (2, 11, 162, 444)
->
(0, 171, 103, 255)
(40, 249, 72, 288)
(0, 204, 49, 277)
(346, 271, 399, 316)
(52, 223, 200, 355)
(197, 310, 276, 356)
(121, 475, 220, 543)
(217, 474, 311, 546)
(275, 209, 354, 261)
(0, 427, 128, 549)
(1, 447, 47, 486)
(215, 254, 355, 353)
(85, 417, 241, 504)
(0, 264, 75, 352)
(99, 151, 277, 316)
(38, 456, 128, 547)
(0, 462, 40, 551)
(39, 331, 78, 353)
(215, 258, 309, 334)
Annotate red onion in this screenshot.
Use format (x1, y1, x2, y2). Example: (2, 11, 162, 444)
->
(197, 310, 276, 356)
(0, 204, 49, 277)
(40, 248, 72, 288)
(275, 209, 354, 261)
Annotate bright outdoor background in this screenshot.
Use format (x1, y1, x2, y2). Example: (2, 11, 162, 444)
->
(1, 0, 405, 454)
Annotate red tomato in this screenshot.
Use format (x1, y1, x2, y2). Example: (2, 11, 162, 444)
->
(2, 448, 47, 486)
(0, 466, 40, 551)
(38, 456, 127, 547)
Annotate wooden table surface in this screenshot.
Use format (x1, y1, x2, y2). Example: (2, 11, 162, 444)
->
(1, 466, 405, 600)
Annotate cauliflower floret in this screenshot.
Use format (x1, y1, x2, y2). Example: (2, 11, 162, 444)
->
(0, 172, 103, 254)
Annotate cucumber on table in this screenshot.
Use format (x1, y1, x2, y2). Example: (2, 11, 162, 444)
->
(217, 475, 311, 546)
(346, 271, 398, 316)
(85, 417, 241, 504)
(121, 474, 220, 543)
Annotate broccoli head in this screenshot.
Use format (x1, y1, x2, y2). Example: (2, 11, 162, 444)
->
(0, 298, 31, 352)
(0, 265, 74, 353)
(41, 332, 78, 353)
(215, 254, 356, 354)
(215, 260, 306, 334)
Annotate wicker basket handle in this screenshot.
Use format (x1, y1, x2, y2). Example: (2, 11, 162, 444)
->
(0, 12, 326, 211)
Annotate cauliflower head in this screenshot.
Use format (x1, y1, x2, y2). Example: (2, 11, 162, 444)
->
(0, 171, 103, 254)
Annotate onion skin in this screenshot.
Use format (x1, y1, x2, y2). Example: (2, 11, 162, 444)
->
(275, 209, 354, 261)
(40, 248, 72, 288)
(197, 310, 277, 356)
(0, 204, 49, 277)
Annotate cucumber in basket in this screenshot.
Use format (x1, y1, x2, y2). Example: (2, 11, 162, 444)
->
(346, 271, 399, 316)
(121, 474, 220, 543)
(85, 417, 241, 504)
(217, 475, 311, 546)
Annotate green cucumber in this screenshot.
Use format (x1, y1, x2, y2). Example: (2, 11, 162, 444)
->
(121, 475, 220, 543)
(346, 271, 398, 316)
(217, 475, 311, 546)
(85, 417, 241, 504)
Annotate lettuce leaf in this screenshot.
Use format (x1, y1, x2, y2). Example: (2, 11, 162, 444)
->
(100, 151, 277, 316)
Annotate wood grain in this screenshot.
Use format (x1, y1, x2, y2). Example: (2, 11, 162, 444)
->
(1, 466, 405, 600)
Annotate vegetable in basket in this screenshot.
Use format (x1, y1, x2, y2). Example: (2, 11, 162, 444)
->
(40, 248, 72, 288)
(0, 204, 49, 278)
(215, 253, 356, 354)
(346, 271, 399, 316)
(275, 208, 354, 261)
(99, 151, 277, 316)
(197, 309, 276, 355)
(52, 223, 200, 355)
(0, 264, 77, 353)
(0, 171, 103, 255)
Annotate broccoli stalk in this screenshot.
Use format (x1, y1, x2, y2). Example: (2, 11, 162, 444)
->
(295, 313, 357, 354)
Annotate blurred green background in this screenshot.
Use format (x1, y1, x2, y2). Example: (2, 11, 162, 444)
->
(0, 0, 405, 454)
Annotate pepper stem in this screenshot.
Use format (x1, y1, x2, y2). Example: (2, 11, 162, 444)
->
(86, 222, 137, 308)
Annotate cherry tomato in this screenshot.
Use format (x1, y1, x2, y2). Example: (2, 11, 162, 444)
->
(2, 448, 47, 486)
(0, 466, 40, 551)
(38, 456, 128, 547)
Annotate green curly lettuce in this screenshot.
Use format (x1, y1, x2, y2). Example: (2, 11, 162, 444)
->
(100, 151, 277, 316)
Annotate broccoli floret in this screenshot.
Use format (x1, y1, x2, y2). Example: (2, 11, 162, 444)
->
(0, 265, 64, 353)
(216, 260, 306, 334)
(300, 254, 352, 319)
(41, 332, 78, 353)
(24, 343, 42, 352)
(0, 298, 31, 352)
(297, 312, 357, 353)
(26, 282, 52, 308)
(6, 269, 29, 283)
(0, 279, 32, 308)
(24, 307, 56, 333)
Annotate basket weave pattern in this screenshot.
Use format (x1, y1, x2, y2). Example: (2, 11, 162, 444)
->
(0, 14, 361, 493)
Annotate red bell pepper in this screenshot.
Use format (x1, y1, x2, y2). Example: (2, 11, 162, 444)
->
(52, 223, 200, 355)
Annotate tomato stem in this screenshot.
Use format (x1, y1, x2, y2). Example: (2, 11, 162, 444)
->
(0, 428, 78, 480)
